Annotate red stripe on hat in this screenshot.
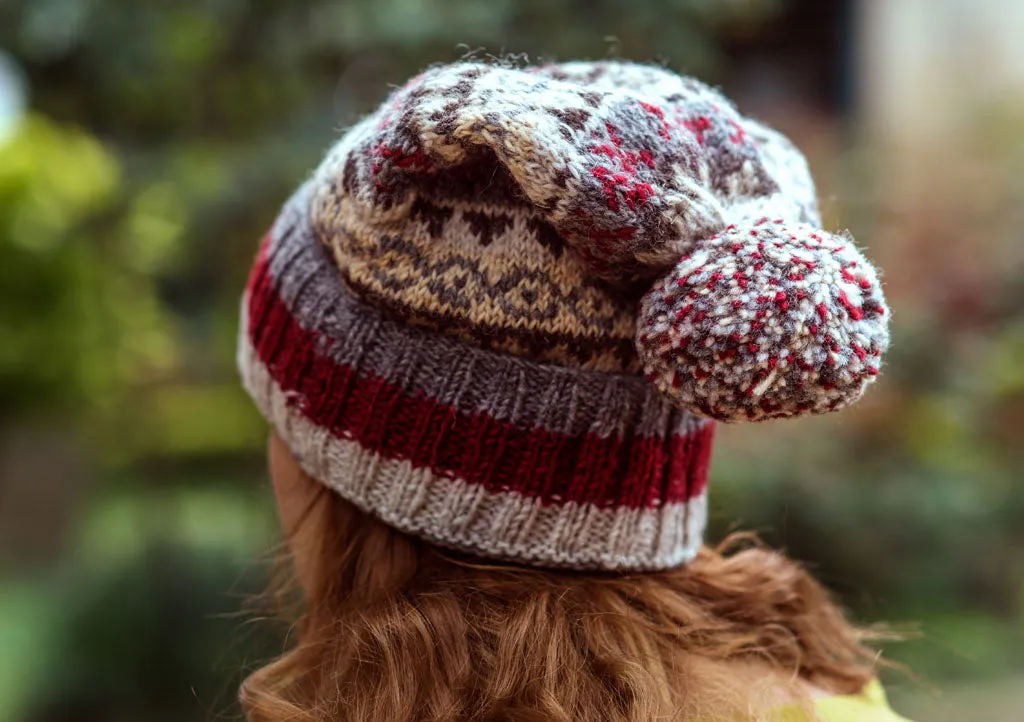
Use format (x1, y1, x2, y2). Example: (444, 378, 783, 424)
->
(245, 247, 713, 509)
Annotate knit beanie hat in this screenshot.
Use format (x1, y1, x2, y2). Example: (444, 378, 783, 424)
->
(238, 61, 889, 571)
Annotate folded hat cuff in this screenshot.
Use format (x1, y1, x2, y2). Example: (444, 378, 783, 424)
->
(238, 186, 716, 570)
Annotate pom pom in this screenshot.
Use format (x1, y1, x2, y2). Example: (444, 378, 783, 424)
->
(636, 220, 890, 421)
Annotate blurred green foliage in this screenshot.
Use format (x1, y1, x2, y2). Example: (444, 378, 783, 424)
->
(0, 1, 1021, 721)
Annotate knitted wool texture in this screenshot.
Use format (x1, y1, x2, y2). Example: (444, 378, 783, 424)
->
(238, 60, 890, 570)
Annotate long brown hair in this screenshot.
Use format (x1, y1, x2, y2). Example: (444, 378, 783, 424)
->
(241, 482, 892, 721)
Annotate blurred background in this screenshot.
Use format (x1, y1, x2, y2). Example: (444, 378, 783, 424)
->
(0, 0, 1022, 720)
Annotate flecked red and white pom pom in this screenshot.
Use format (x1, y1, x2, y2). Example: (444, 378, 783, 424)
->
(636, 219, 890, 421)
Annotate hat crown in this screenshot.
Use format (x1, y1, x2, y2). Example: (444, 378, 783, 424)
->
(313, 61, 819, 284)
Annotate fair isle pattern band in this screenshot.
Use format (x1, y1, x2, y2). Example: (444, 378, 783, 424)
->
(238, 189, 715, 570)
(320, 167, 641, 373)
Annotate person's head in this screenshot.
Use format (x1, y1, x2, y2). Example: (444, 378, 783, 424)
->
(237, 61, 891, 721)
(243, 433, 885, 722)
